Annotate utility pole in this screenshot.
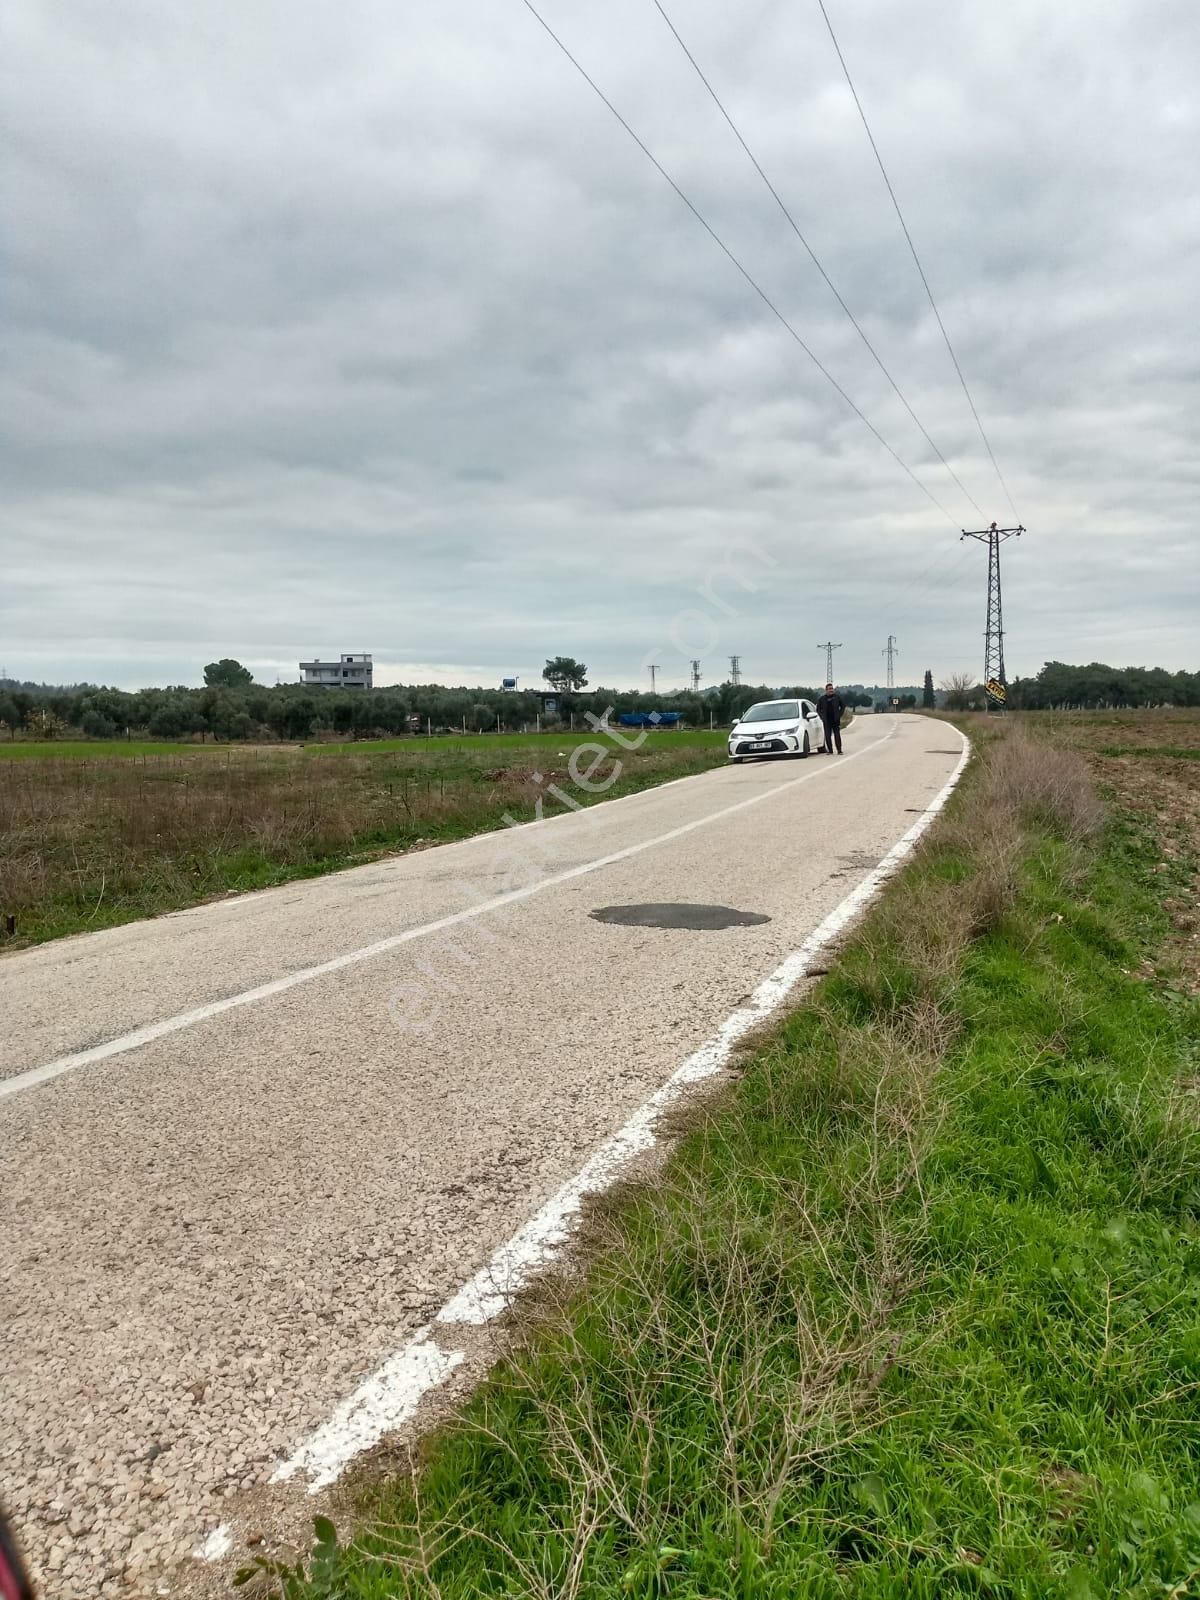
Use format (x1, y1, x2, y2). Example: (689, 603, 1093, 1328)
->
(960, 522, 1025, 708)
(690, 659, 702, 693)
(648, 663, 660, 695)
(816, 641, 842, 684)
(883, 635, 898, 692)
(729, 654, 741, 686)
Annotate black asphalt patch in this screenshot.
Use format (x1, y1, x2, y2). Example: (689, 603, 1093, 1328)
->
(590, 903, 771, 930)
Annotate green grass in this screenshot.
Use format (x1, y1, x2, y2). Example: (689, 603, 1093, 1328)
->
(1100, 746, 1200, 761)
(0, 739, 236, 761)
(307, 730, 730, 755)
(0, 730, 730, 762)
(263, 730, 1200, 1600)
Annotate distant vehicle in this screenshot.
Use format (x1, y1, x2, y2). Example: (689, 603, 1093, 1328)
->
(728, 698, 824, 761)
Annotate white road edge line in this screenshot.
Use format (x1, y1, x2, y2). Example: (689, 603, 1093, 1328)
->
(253, 726, 971, 1511)
(4, 725, 900, 1102)
(192, 1524, 232, 1562)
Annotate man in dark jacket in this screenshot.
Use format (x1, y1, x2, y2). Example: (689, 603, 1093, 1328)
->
(816, 683, 845, 754)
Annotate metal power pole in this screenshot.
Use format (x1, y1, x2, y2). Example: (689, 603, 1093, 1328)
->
(817, 641, 842, 683)
(648, 664, 660, 694)
(960, 522, 1025, 708)
(690, 659, 702, 692)
(729, 654, 741, 686)
(883, 635, 898, 692)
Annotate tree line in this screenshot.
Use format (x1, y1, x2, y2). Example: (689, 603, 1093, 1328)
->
(937, 660, 1200, 712)
(1007, 661, 1200, 710)
(0, 668, 859, 743)
(3, 658, 1189, 742)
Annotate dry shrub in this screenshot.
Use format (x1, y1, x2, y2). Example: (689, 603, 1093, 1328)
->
(871, 874, 979, 991)
(978, 730, 1102, 843)
(485, 1171, 921, 1592)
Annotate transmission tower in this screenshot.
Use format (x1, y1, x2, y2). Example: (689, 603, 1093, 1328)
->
(690, 659, 702, 692)
(883, 635, 898, 692)
(648, 664, 660, 694)
(960, 522, 1025, 708)
(816, 641, 842, 683)
(729, 654, 741, 686)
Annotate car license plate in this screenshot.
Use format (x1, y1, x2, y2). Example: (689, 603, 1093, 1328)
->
(749, 741, 771, 750)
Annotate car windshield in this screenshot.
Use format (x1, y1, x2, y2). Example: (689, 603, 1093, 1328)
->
(741, 701, 799, 723)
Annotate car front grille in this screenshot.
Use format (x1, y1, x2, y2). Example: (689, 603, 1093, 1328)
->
(734, 737, 789, 754)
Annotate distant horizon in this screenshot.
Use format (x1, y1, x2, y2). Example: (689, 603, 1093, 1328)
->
(2, 659, 1191, 700)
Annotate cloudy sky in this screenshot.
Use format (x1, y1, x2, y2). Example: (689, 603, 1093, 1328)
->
(3, 0, 1197, 692)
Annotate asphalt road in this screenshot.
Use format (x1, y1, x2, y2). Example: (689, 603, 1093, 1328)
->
(0, 715, 965, 1596)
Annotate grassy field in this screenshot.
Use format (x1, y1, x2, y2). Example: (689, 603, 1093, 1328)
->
(0, 739, 245, 761)
(0, 733, 731, 947)
(307, 730, 730, 755)
(0, 730, 730, 761)
(252, 710, 1200, 1600)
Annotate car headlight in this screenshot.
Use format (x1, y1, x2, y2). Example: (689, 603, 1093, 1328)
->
(781, 724, 799, 734)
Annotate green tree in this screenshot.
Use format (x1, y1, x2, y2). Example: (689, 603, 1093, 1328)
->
(203, 658, 254, 689)
(923, 670, 935, 709)
(543, 656, 588, 693)
(148, 700, 194, 739)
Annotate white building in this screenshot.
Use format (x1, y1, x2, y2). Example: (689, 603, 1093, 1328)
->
(299, 653, 373, 690)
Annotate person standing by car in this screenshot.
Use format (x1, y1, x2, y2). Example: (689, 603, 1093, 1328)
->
(816, 683, 846, 754)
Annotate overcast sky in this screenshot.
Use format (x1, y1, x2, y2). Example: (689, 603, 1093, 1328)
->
(3, 0, 1197, 692)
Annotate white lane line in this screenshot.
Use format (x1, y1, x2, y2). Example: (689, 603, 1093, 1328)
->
(4, 727, 899, 1103)
(263, 727, 970, 1499)
(269, 1330, 466, 1493)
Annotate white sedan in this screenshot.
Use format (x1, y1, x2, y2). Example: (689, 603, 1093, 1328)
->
(728, 698, 826, 761)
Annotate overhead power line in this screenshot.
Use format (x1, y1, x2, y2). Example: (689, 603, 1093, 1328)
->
(649, 0, 985, 520)
(815, 0, 1020, 521)
(518, 0, 958, 526)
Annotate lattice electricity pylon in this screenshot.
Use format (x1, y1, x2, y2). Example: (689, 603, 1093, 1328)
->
(960, 522, 1025, 708)
(883, 635, 898, 691)
(817, 641, 842, 683)
(690, 659, 702, 692)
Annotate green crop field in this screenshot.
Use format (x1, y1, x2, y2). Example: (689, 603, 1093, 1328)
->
(305, 728, 730, 755)
(0, 729, 732, 762)
(0, 739, 243, 761)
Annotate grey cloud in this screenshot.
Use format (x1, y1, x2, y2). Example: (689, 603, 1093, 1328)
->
(1, 0, 1197, 691)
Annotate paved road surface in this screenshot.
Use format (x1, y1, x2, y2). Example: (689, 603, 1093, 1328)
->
(0, 716, 963, 1596)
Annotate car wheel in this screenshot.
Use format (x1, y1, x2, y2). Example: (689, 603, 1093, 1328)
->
(801, 732, 811, 758)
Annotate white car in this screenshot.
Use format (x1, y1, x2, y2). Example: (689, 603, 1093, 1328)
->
(728, 698, 825, 761)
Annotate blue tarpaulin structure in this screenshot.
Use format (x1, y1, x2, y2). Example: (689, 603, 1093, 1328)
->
(617, 711, 682, 728)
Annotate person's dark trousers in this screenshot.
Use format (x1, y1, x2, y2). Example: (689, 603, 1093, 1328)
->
(822, 716, 843, 753)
